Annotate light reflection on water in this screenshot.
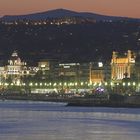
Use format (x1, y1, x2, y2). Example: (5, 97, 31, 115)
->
(0, 100, 140, 140)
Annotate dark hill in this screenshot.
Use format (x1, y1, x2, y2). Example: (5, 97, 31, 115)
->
(0, 21, 140, 63)
(1, 9, 140, 22)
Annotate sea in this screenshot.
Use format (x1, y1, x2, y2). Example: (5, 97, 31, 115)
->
(0, 100, 140, 140)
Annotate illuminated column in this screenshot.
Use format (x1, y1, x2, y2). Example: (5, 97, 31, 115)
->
(89, 62, 92, 83)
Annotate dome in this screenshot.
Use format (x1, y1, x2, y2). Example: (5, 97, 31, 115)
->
(9, 51, 21, 65)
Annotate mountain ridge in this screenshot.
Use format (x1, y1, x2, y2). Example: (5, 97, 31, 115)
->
(1, 9, 140, 22)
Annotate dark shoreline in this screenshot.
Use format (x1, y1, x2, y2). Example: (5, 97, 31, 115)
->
(1, 94, 140, 108)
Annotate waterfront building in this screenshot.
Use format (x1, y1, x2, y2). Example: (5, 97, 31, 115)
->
(0, 67, 5, 83)
(90, 62, 104, 83)
(89, 62, 110, 83)
(38, 60, 50, 71)
(111, 50, 136, 82)
(37, 59, 57, 81)
(57, 62, 90, 83)
(5, 51, 27, 84)
(0, 50, 138, 91)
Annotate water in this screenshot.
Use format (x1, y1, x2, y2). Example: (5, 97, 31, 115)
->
(0, 100, 140, 140)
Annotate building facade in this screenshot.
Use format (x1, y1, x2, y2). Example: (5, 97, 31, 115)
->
(111, 50, 136, 82)
(4, 51, 27, 84)
(89, 62, 110, 83)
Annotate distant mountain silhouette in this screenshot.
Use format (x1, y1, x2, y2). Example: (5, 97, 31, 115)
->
(1, 9, 140, 21)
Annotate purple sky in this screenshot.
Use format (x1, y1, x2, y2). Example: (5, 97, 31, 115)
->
(0, 0, 140, 18)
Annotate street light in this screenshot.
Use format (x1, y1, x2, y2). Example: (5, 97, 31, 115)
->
(29, 83, 33, 86)
(122, 82, 126, 86)
(35, 83, 38, 86)
(128, 82, 130, 86)
(105, 82, 108, 86)
(133, 82, 136, 86)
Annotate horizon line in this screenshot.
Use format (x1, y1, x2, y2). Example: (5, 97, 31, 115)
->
(0, 8, 138, 19)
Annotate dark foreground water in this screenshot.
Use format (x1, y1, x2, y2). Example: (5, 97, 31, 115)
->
(0, 100, 140, 140)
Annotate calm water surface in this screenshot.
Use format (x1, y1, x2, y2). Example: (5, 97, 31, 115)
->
(0, 100, 140, 140)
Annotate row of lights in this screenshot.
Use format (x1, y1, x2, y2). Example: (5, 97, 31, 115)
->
(0, 82, 138, 87)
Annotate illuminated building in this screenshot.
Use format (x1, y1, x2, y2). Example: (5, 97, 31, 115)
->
(111, 50, 136, 81)
(5, 51, 27, 84)
(37, 59, 58, 81)
(38, 60, 50, 71)
(58, 63, 90, 83)
(89, 62, 108, 83)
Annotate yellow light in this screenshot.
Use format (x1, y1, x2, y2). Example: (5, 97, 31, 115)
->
(5, 83, 9, 86)
(70, 82, 72, 86)
(29, 83, 33, 86)
(99, 82, 102, 86)
(40, 83, 42, 86)
(94, 82, 97, 86)
(22, 83, 26, 86)
(123, 82, 125, 86)
(11, 83, 14, 86)
(133, 82, 136, 86)
(81, 82, 83, 86)
(105, 82, 108, 86)
(35, 83, 38, 86)
(110, 82, 113, 86)
(128, 82, 130, 86)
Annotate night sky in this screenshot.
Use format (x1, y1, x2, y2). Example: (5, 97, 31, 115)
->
(0, 0, 139, 18)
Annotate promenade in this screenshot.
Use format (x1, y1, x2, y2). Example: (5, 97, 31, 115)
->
(1, 93, 140, 107)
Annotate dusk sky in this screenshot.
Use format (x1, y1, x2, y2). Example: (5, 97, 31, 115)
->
(0, 0, 140, 18)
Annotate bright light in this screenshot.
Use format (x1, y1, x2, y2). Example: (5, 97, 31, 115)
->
(99, 82, 102, 86)
(11, 83, 14, 86)
(110, 82, 113, 86)
(105, 82, 108, 86)
(16, 80, 20, 86)
(5, 83, 9, 86)
(94, 82, 97, 86)
(29, 83, 33, 86)
(53, 83, 57, 86)
(75, 82, 77, 86)
(128, 82, 130, 86)
(123, 82, 125, 86)
(81, 82, 83, 86)
(98, 62, 103, 67)
(69, 82, 72, 86)
(22, 83, 26, 86)
(41, 65, 45, 68)
(133, 82, 136, 86)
